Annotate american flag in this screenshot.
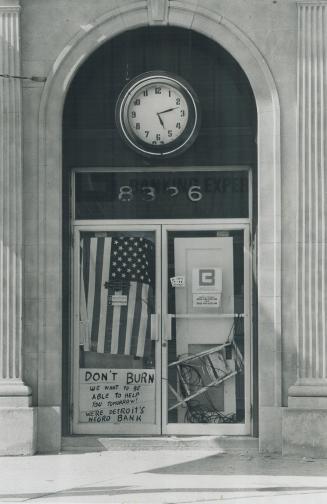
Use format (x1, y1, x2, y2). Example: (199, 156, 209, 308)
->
(80, 235, 155, 358)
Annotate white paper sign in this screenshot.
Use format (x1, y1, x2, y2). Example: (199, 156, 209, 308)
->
(193, 293, 221, 307)
(110, 294, 128, 306)
(170, 276, 185, 288)
(79, 368, 155, 424)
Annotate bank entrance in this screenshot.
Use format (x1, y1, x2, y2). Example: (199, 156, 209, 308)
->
(63, 26, 258, 438)
(70, 168, 252, 435)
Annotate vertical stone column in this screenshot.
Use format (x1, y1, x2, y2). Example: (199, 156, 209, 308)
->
(283, 1, 327, 457)
(0, 1, 35, 455)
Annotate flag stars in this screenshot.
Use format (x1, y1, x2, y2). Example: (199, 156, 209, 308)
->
(108, 236, 153, 286)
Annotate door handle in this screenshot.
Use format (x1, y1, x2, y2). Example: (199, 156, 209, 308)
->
(163, 314, 173, 341)
(151, 314, 160, 341)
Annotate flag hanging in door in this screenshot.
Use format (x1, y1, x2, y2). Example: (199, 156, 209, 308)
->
(80, 235, 155, 358)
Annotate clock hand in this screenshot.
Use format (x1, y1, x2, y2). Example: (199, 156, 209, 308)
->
(158, 106, 180, 115)
(156, 112, 165, 129)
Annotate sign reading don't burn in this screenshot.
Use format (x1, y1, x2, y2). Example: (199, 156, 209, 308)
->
(79, 368, 155, 424)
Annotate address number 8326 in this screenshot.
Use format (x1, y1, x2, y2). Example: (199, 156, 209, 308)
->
(118, 185, 203, 202)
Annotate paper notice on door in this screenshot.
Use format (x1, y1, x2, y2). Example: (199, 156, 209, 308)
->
(193, 293, 221, 307)
(109, 294, 128, 306)
(170, 276, 185, 287)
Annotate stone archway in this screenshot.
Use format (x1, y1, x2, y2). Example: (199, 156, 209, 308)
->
(36, 1, 281, 452)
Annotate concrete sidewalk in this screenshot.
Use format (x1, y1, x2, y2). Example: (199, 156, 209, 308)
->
(1, 446, 327, 503)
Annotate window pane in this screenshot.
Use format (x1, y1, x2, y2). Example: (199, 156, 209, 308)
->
(167, 230, 245, 424)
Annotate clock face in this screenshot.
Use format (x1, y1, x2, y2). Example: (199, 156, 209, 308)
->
(115, 72, 200, 157)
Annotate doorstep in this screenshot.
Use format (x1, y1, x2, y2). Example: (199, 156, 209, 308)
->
(61, 435, 258, 453)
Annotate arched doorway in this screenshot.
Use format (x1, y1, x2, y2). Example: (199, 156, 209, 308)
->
(36, 3, 280, 450)
(63, 26, 256, 435)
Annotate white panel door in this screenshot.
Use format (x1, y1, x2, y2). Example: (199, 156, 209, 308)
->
(174, 236, 234, 353)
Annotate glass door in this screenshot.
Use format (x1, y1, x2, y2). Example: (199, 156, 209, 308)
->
(72, 224, 161, 434)
(162, 224, 251, 435)
(71, 221, 251, 436)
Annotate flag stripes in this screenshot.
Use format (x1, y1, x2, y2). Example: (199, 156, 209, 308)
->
(80, 235, 154, 358)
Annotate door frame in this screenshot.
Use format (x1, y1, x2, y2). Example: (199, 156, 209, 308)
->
(71, 219, 252, 435)
(161, 222, 252, 435)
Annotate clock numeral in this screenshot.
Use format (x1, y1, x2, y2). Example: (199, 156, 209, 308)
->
(134, 99, 140, 105)
(155, 87, 162, 94)
(143, 90, 148, 96)
(180, 110, 185, 117)
(176, 122, 181, 129)
(156, 133, 161, 141)
(168, 90, 171, 97)
(131, 111, 136, 118)
(176, 98, 181, 105)
(152, 141, 157, 145)
(168, 130, 173, 137)
(145, 130, 150, 138)
(135, 123, 140, 130)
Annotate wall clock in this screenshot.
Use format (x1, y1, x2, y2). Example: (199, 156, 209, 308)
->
(115, 71, 200, 158)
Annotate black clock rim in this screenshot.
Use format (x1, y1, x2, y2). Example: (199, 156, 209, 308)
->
(115, 71, 201, 158)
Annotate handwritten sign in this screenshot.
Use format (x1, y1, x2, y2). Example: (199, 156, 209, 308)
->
(79, 368, 155, 424)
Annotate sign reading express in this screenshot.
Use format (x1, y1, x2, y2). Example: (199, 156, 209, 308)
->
(79, 368, 155, 424)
